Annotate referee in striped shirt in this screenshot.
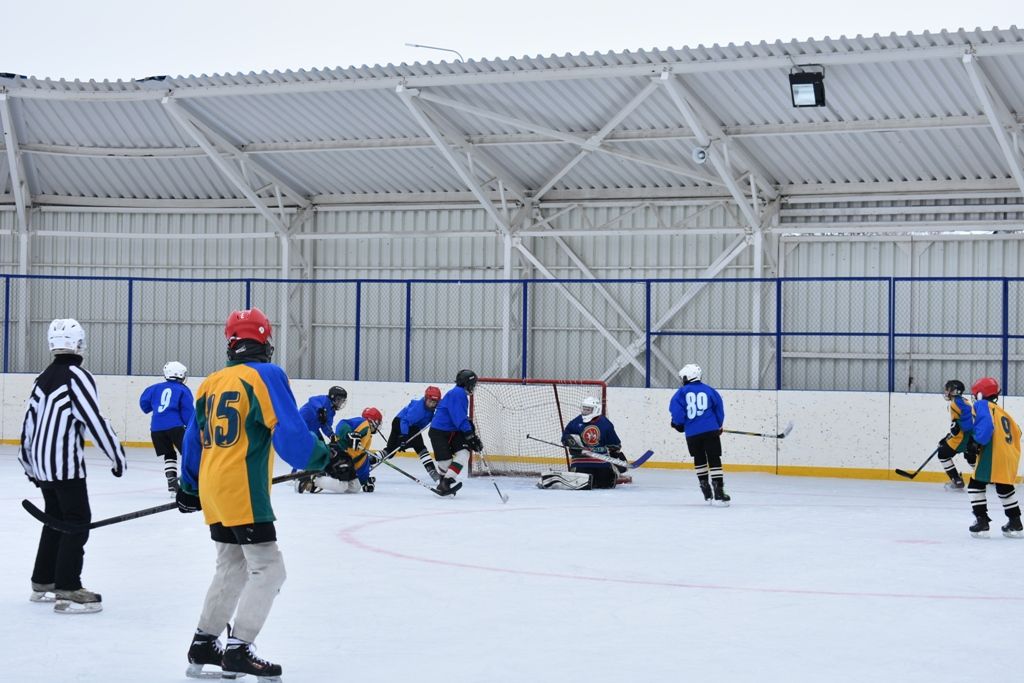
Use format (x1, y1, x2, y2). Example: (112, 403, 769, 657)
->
(19, 318, 127, 614)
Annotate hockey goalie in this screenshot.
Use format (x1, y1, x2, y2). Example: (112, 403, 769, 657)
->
(538, 396, 629, 490)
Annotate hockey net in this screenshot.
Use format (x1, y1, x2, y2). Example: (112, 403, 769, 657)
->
(469, 378, 608, 477)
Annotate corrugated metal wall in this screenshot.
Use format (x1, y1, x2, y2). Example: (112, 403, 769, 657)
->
(0, 206, 1020, 392)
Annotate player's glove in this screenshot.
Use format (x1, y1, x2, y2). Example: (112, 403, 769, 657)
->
(111, 461, 124, 478)
(964, 440, 981, 466)
(317, 407, 328, 425)
(949, 422, 961, 437)
(464, 432, 484, 452)
(362, 476, 376, 493)
(176, 488, 202, 514)
(368, 451, 383, 467)
(562, 433, 583, 448)
(671, 422, 685, 433)
(348, 432, 363, 451)
(326, 443, 355, 481)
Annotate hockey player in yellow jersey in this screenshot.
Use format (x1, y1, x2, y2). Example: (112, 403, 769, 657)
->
(964, 377, 1022, 538)
(937, 380, 975, 491)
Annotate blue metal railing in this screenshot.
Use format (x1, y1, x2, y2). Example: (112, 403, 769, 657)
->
(0, 273, 1020, 392)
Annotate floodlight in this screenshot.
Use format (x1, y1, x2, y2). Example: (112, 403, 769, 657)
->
(789, 67, 825, 107)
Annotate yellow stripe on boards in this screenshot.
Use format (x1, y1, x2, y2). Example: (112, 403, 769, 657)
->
(6, 440, 1019, 484)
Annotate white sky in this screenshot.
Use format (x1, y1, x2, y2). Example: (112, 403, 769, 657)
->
(1, 0, 1018, 81)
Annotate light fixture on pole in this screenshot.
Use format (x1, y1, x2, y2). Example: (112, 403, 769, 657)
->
(405, 43, 465, 62)
(788, 65, 825, 107)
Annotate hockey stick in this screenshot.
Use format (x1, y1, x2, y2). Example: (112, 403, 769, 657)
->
(369, 424, 432, 471)
(895, 447, 939, 480)
(474, 451, 510, 504)
(722, 420, 794, 439)
(379, 458, 438, 492)
(22, 469, 321, 534)
(525, 434, 654, 469)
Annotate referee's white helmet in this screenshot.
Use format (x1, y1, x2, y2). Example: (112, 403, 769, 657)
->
(47, 318, 86, 355)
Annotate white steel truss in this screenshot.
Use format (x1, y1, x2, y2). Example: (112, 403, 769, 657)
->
(961, 51, 1024, 197)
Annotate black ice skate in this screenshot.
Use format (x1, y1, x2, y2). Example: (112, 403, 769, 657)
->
(222, 640, 282, 682)
(969, 512, 991, 538)
(433, 476, 463, 497)
(166, 471, 180, 493)
(424, 461, 441, 482)
(296, 476, 321, 494)
(186, 631, 238, 680)
(1002, 515, 1023, 539)
(53, 587, 102, 614)
(943, 472, 965, 491)
(712, 480, 731, 507)
(698, 480, 712, 504)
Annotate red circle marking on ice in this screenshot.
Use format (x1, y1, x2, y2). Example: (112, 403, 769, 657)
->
(336, 506, 1023, 602)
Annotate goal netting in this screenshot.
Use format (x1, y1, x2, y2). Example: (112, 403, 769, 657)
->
(468, 378, 608, 477)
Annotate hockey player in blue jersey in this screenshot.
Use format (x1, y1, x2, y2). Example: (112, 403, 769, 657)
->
(139, 361, 194, 492)
(669, 363, 729, 505)
(556, 396, 627, 489)
(429, 370, 484, 496)
(384, 385, 442, 481)
(298, 385, 347, 441)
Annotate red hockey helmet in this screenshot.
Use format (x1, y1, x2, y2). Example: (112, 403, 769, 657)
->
(362, 407, 383, 430)
(424, 386, 442, 402)
(225, 308, 273, 346)
(971, 377, 1000, 401)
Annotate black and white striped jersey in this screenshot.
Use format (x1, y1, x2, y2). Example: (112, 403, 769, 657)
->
(19, 354, 126, 482)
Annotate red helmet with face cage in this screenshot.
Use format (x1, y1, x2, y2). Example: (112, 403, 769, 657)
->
(224, 308, 273, 346)
(362, 407, 383, 429)
(424, 386, 442, 401)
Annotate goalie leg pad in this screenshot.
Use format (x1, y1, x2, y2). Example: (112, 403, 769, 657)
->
(538, 471, 592, 490)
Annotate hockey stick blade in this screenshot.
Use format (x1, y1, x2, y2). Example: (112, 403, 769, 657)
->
(22, 469, 322, 533)
(493, 482, 510, 504)
(893, 447, 939, 481)
(779, 421, 794, 438)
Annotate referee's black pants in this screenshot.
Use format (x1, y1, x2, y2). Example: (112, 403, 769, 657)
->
(31, 479, 91, 591)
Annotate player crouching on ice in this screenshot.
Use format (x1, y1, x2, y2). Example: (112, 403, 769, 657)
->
(963, 377, 1022, 538)
(539, 397, 628, 490)
(301, 407, 384, 493)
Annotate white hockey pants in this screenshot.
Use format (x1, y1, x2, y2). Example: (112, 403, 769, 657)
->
(197, 540, 286, 643)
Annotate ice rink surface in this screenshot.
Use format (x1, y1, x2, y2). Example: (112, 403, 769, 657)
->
(2, 446, 1021, 683)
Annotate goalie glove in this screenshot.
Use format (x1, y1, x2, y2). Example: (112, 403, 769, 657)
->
(562, 433, 583, 448)
(464, 432, 483, 453)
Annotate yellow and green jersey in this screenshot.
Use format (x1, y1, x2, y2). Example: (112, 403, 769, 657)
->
(972, 400, 1021, 485)
(946, 395, 975, 450)
(182, 361, 329, 527)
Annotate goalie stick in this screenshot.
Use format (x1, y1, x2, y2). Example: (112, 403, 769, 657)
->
(894, 447, 939, 480)
(524, 434, 654, 469)
(722, 420, 794, 439)
(22, 469, 321, 534)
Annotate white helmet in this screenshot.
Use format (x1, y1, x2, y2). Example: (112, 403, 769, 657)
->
(580, 396, 603, 422)
(47, 318, 86, 355)
(163, 361, 187, 381)
(678, 363, 702, 383)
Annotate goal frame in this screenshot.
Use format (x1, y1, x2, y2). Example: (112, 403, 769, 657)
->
(468, 377, 608, 476)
